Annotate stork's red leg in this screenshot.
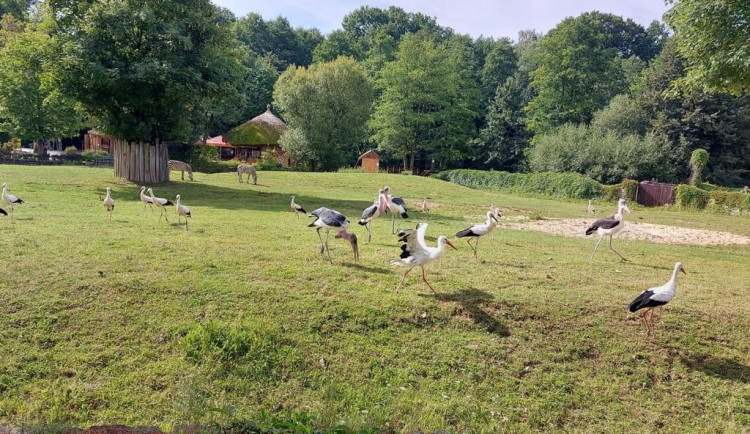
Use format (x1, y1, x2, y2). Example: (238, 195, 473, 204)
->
(421, 266, 437, 294)
(395, 267, 414, 292)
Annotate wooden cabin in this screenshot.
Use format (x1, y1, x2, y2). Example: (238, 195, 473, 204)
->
(84, 130, 113, 153)
(358, 150, 381, 173)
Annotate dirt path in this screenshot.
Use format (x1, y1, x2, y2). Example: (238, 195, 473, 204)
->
(502, 218, 750, 246)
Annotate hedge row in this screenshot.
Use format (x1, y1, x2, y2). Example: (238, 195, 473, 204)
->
(675, 184, 750, 213)
(434, 169, 612, 200)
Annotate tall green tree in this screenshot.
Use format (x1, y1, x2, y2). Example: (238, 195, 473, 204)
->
(234, 13, 322, 71)
(525, 14, 627, 134)
(0, 21, 79, 154)
(52, 0, 245, 182)
(479, 38, 518, 104)
(273, 57, 373, 171)
(665, 0, 750, 94)
(370, 32, 479, 172)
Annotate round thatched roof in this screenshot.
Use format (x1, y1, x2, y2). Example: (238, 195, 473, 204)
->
(223, 105, 287, 146)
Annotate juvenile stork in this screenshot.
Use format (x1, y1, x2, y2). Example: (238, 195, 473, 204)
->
(383, 185, 408, 234)
(2, 183, 24, 218)
(103, 187, 115, 221)
(629, 262, 686, 336)
(147, 188, 173, 223)
(358, 189, 387, 243)
(391, 222, 457, 294)
(176, 194, 191, 230)
(455, 210, 499, 259)
(290, 196, 306, 219)
(308, 207, 359, 263)
(585, 198, 630, 260)
(139, 186, 154, 214)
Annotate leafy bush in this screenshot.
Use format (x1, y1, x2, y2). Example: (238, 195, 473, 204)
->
(64, 146, 78, 154)
(708, 190, 746, 214)
(82, 150, 110, 161)
(621, 179, 639, 202)
(435, 169, 603, 199)
(254, 148, 284, 171)
(337, 166, 365, 173)
(601, 185, 622, 202)
(675, 184, 709, 209)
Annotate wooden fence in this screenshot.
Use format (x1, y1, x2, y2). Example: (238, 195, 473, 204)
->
(636, 181, 677, 207)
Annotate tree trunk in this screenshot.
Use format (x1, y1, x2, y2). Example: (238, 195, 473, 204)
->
(33, 140, 47, 159)
(409, 153, 415, 174)
(113, 138, 169, 183)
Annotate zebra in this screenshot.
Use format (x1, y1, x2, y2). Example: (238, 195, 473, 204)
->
(237, 164, 257, 185)
(168, 160, 194, 181)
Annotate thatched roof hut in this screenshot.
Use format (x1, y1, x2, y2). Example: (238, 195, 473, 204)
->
(223, 105, 287, 145)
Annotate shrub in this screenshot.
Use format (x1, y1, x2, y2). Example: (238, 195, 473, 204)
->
(708, 190, 746, 213)
(435, 169, 603, 199)
(254, 148, 284, 171)
(675, 184, 709, 209)
(601, 185, 621, 202)
(64, 146, 78, 154)
(621, 179, 639, 202)
(82, 150, 110, 161)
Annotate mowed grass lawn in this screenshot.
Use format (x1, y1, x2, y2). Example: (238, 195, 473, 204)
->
(0, 165, 748, 432)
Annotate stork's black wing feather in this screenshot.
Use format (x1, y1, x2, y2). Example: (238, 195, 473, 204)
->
(0, 208, 6, 216)
(628, 290, 668, 312)
(585, 217, 620, 235)
(359, 203, 377, 224)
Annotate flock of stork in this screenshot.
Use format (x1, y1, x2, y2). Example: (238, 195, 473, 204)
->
(1, 178, 685, 336)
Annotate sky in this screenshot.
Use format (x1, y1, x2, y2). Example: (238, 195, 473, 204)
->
(212, 0, 672, 40)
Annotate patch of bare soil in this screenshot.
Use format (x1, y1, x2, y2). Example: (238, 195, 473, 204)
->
(501, 218, 750, 246)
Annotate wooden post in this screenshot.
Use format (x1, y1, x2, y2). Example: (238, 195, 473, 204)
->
(113, 138, 169, 183)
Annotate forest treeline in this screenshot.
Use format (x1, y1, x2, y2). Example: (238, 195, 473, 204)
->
(0, 0, 748, 186)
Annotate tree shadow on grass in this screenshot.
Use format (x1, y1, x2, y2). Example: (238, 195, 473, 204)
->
(431, 287, 511, 337)
(680, 354, 750, 384)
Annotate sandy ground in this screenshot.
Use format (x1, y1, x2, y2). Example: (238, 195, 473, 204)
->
(501, 218, 750, 246)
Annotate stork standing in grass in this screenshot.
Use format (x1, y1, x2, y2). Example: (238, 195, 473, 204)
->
(391, 222, 457, 294)
(358, 189, 387, 243)
(176, 194, 191, 230)
(629, 262, 686, 336)
(147, 188, 173, 223)
(2, 183, 23, 218)
(290, 196, 306, 219)
(308, 207, 359, 263)
(383, 185, 408, 234)
(587, 200, 595, 214)
(103, 187, 115, 221)
(585, 198, 630, 260)
(139, 186, 154, 214)
(456, 210, 499, 259)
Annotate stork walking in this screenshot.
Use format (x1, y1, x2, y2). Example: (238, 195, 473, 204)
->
(2, 183, 24, 218)
(147, 188, 173, 223)
(290, 196, 306, 219)
(308, 207, 359, 263)
(103, 187, 115, 221)
(629, 262, 686, 336)
(139, 186, 154, 214)
(455, 210, 499, 259)
(585, 198, 630, 260)
(176, 194, 191, 230)
(383, 186, 408, 234)
(358, 189, 387, 243)
(391, 223, 457, 294)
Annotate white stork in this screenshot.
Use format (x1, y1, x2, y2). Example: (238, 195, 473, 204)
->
(629, 262, 686, 336)
(455, 210, 499, 259)
(587, 200, 595, 214)
(290, 196, 306, 219)
(176, 194, 191, 230)
(383, 185, 408, 234)
(391, 222, 457, 294)
(358, 189, 387, 243)
(139, 186, 154, 214)
(308, 207, 359, 263)
(2, 183, 24, 218)
(585, 198, 630, 260)
(103, 187, 115, 221)
(147, 188, 173, 223)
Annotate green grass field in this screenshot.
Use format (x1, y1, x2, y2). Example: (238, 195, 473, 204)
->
(1, 165, 748, 432)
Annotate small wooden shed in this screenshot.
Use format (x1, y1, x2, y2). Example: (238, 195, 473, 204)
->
(358, 150, 380, 173)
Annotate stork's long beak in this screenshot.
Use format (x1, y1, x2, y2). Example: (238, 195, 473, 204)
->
(446, 240, 457, 251)
(623, 205, 631, 214)
(490, 214, 498, 222)
(681, 267, 687, 274)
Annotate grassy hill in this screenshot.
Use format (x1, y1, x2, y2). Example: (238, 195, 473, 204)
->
(1, 165, 748, 432)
